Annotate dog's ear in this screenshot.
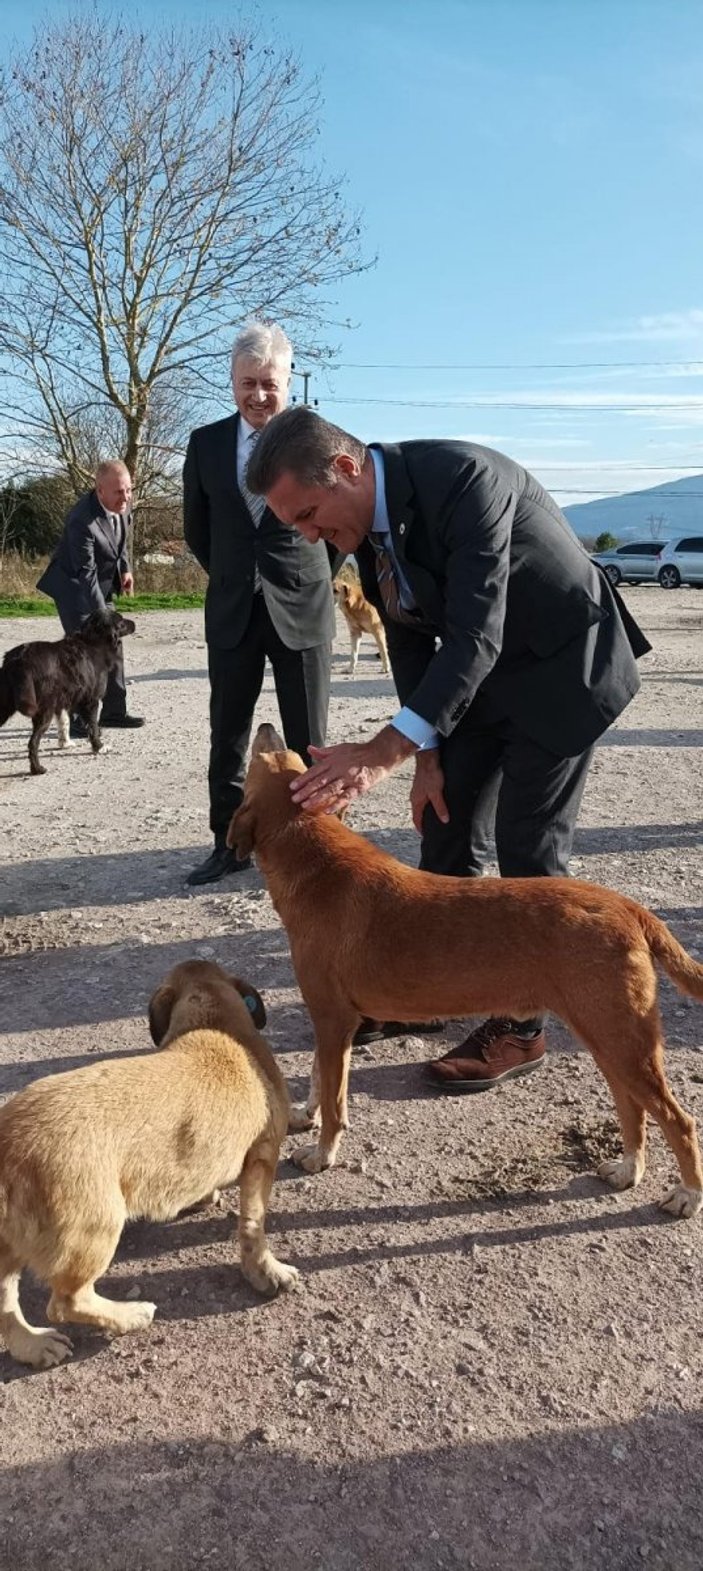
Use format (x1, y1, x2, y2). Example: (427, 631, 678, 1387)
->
(148, 982, 176, 1046)
(227, 802, 256, 858)
(229, 977, 266, 1029)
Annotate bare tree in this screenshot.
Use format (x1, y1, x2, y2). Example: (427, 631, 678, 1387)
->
(646, 512, 668, 540)
(0, 10, 368, 496)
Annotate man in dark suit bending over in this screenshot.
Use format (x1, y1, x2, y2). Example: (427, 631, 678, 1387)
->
(183, 323, 335, 885)
(37, 459, 143, 731)
(247, 406, 651, 1089)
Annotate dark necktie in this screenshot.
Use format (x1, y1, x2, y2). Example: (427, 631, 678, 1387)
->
(369, 532, 428, 628)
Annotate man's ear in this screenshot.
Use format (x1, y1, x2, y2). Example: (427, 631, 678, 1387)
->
(148, 983, 175, 1046)
(229, 977, 266, 1030)
(227, 803, 255, 858)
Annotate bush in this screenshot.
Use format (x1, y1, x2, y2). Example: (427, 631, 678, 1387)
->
(0, 475, 75, 559)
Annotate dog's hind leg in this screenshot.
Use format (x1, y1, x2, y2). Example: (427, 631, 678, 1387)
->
(573, 995, 703, 1218)
(28, 711, 53, 775)
(629, 1052, 703, 1218)
(0, 1245, 73, 1369)
(238, 1137, 299, 1294)
(56, 710, 74, 749)
(594, 1065, 648, 1192)
(46, 1209, 157, 1335)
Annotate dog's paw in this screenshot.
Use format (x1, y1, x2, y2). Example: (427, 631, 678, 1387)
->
(291, 1143, 332, 1174)
(288, 1103, 320, 1133)
(660, 1184, 703, 1220)
(244, 1254, 301, 1295)
(8, 1326, 73, 1370)
(113, 1301, 157, 1334)
(598, 1155, 644, 1191)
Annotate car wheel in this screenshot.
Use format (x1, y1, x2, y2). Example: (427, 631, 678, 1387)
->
(658, 566, 681, 589)
(604, 565, 622, 586)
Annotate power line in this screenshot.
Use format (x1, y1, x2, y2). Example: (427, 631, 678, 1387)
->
(336, 357, 703, 371)
(324, 395, 703, 411)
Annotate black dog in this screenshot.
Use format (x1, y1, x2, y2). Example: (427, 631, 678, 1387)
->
(0, 609, 136, 775)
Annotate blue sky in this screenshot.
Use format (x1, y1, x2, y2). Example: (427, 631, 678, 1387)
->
(4, 0, 703, 505)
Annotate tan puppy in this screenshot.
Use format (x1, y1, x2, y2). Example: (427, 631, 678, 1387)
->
(0, 960, 298, 1371)
(335, 579, 390, 675)
(228, 728, 703, 1220)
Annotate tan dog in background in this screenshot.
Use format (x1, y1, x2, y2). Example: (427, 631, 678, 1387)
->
(228, 727, 703, 1221)
(0, 959, 297, 1370)
(335, 580, 390, 675)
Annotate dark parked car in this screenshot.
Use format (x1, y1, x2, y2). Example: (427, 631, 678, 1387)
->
(590, 541, 665, 586)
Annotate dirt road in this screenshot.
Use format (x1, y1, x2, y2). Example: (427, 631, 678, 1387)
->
(1, 589, 702, 1570)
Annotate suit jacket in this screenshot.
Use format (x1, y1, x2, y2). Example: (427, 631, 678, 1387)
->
(356, 441, 651, 759)
(36, 490, 130, 624)
(183, 412, 336, 651)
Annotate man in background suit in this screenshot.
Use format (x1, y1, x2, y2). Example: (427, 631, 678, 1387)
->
(183, 322, 335, 886)
(36, 460, 143, 731)
(247, 406, 652, 1084)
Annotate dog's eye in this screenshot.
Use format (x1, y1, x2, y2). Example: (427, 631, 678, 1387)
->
(243, 994, 258, 1016)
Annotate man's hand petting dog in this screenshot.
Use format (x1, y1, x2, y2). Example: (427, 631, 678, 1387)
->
(290, 726, 417, 814)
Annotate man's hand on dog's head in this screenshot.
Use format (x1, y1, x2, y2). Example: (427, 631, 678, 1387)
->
(290, 727, 417, 815)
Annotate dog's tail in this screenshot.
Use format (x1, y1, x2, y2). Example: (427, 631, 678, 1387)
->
(638, 907, 703, 1001)
(0, 664, 17, 727)
(0, 658, 35, 727)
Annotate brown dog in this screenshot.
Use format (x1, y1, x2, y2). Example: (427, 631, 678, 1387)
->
(0, 960, 297, 1370)
(228, 726, 703, 1220)
(335, 579, 390, 675)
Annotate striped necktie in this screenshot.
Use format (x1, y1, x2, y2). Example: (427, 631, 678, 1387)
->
(241, 431, 265, 527)
(369, 532, 429, 628)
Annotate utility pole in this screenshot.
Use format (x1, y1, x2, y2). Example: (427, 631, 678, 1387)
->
(291, 362, 319, 408)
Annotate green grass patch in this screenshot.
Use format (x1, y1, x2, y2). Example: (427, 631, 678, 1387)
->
(0, 592, 205, 618)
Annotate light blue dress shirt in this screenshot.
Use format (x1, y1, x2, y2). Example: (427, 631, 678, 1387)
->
(369, 447, 439, 752)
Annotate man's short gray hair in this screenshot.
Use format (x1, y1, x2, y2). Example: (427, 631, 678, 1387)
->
(246, 407, 367, 494)
(230, 320, 293, 380)
(95, 459, 130, 484)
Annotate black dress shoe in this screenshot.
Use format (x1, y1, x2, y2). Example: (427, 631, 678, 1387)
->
(99, 713, 145, 728)
(69, 716, 89, 740)
(353, 1017, 445, 1047)
(186, 846, 252, 886)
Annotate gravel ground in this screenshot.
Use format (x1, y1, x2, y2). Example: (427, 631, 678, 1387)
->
(0, 587, 702, 1571)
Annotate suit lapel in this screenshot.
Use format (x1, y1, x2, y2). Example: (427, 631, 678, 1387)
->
(93, 502, 119, 560)
(376, 445, 445, 626)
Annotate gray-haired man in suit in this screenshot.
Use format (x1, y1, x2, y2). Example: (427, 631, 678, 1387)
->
(37, 460, 143, 731)
(246, 406, 652, 1087)
(183, 322, 335, 886)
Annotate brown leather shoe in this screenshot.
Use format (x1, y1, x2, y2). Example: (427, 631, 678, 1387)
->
(425, 1017, 546, 1093)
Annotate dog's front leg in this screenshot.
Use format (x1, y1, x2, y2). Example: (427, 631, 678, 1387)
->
(348, 631, 361, 676)
(289, 1049, 321, 1132)
(86, 704, 103, 755)
(292, 1021, 355, 1174)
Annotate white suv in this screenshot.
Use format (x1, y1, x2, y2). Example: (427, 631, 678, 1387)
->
(657, 536, 703, 588)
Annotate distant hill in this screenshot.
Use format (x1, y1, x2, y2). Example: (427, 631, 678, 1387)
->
(563, 473, 703, 543)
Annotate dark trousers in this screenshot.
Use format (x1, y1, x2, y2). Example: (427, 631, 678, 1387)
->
(420, 701, 594, 1031)
(208, 593, 331, 841)
(56, 600, 127, 717)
